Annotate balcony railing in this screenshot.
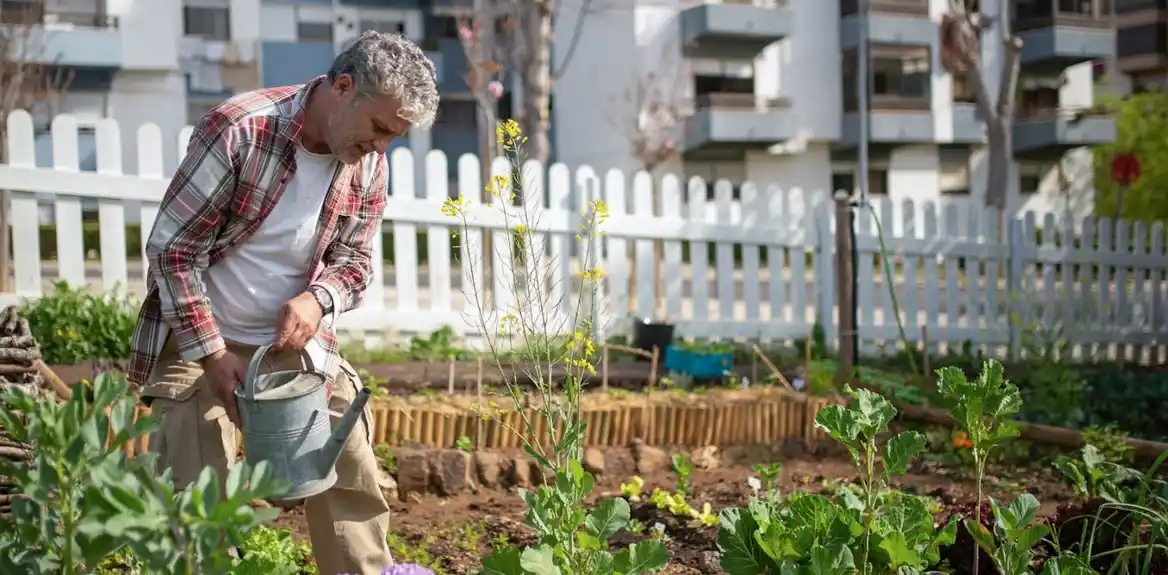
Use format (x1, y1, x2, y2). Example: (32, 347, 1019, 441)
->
(841, 0, 929, 17)
(1116, 0, 1166, 13)
(1117, 22, 1167, 58)
(1016, 104, 1111, 120)
(1014, 0, 1112, 31)
(693, 93, 790, 109)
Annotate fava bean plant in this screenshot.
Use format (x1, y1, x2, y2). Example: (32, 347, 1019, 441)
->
(444, 120, 667, 574)
(0, 371, 288, 574)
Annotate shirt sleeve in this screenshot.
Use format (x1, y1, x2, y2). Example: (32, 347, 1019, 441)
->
(310, 153, 387, 320)
(145, 112, 239, 363)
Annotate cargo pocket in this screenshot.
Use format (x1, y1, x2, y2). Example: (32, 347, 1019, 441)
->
(336, 361, 373, 448)
(156, 377, 237, 490)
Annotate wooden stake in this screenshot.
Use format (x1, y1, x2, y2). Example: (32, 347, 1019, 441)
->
(601, 345, 609, 393)
(752, 345, 794, 391)
(921, 326, 930, 376)
(447, 358, 455, 395)
(36, 360, 72, 401)
(475, 357, 484, 450)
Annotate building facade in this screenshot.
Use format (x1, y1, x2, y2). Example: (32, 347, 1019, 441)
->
(553, 0, 1116, 216)
(1116, 0, 1167, 90)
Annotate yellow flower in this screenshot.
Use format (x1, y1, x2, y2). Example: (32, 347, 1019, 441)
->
(441, 195, 471, 218)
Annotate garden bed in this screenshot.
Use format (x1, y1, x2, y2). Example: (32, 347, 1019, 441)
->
(270, 446, 1077, 575)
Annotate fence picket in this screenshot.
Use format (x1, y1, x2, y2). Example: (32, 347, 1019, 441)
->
(51, 115, 85, 288)
(425, 151, 452, 314)
(95, 118, 127, 294)
(659, 175, 683, 323)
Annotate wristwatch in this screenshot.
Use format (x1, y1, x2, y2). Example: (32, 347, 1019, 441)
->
(308, 286, 334, 316)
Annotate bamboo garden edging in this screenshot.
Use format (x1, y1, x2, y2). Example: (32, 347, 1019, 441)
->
(117, 389, 843, 457)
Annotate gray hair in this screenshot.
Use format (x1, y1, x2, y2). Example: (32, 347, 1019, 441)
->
(328, 31, 439, 129)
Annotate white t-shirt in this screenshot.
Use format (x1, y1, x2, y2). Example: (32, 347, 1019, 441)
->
(205, 145, 336, 365)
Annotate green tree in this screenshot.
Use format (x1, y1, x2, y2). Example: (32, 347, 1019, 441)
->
(1093, 89, 1168, 224)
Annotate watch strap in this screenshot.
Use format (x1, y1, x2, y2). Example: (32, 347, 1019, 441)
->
(309, 286, 334, 315)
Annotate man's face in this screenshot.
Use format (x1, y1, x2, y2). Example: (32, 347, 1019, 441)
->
(323, 74, 413, 164)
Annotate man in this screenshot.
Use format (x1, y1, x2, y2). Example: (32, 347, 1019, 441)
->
(126, 31, 438, 574)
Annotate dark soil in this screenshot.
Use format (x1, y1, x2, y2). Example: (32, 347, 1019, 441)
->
(271, 447, 1075, 575)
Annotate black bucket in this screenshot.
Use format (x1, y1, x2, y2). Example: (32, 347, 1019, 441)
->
(631, 320, 675, 362)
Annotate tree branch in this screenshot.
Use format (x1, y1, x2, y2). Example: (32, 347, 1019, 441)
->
(550, 0, 593, 79)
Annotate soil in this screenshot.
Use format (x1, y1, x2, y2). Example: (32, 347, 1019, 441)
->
(270, 447, 1075, 575)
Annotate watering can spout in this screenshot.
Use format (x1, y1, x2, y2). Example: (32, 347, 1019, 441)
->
(318, 387, 373, 478)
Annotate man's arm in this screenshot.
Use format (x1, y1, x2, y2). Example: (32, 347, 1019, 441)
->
(145, 112, 239, 363)
(310, 154, 388, 326)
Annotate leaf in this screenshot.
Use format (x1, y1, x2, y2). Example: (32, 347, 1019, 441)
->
(876, 531, 921, 569)
(585, 498, 630, 540)
(519, 544, 560, 575)
(807, 543, 854, 575)
(612, 540, 668, 574)
(881, 431, 927, 476)
(813, 405, 861, 450)
(717, 507, 774, 574)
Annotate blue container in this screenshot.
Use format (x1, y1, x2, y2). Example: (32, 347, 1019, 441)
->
(662, 345, 734, 379)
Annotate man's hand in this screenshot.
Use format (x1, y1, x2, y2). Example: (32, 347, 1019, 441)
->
(274, 291, 324, 350)
(200, 348, 246, 425)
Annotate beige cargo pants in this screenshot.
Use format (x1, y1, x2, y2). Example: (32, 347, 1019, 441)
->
(141, 337, 393, 575)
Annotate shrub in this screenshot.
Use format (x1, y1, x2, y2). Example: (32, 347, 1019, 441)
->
(19, 281, 137, 364)
(0, 371, 287, 572)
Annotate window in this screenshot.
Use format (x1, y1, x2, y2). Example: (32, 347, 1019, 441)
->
(0, 0, 43, 24)
(940, 164, 970, 195)
(184, 6, 230, 40)
(831, 172, 856, 195)
(842, 47, 930, 111)
(1117, 23, 1167, 59)
(426, 14, 459, 39)
(867, 169, 889, 195)
(435, 100, 477, 126)
(297, 21, 333, 43)
(871, 51, 930, 98)
(359, 19, 405, 35)
(1019, 87, 1059, 118)
(1020, 175, 1041, 194)
(952, 72, 977, 103)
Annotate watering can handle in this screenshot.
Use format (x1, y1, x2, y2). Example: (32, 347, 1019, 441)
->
(243, 344, 319, 403)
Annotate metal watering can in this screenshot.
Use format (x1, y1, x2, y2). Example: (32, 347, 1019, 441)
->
(235, 344, 372, 501)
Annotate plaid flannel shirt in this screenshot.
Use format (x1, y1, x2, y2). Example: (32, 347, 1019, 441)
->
(128, 76, 387, 394)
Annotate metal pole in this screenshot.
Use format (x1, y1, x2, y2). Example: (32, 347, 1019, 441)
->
(852, 0, 870, 367)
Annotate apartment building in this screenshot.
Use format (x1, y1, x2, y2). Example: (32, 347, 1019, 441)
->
(553, 0, 1115, 214)
(2, 0, 184, 174)
(1116, 0, 1168, 90)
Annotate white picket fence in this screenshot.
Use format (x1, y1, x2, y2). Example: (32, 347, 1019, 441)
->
(0, 111, 1165, 361)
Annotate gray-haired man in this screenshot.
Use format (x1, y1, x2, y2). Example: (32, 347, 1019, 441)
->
(127, 32, 439, 574)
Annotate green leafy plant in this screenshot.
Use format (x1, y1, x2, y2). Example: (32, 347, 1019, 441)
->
(0, 371, 287, 573)
(936, 359, 1023, 575)
(671, 453, 694, 497)
(1054, 445, 1143, 501)
(967, 494, 1095, 575)
(716, 385, 956, 573)
(443, 120, 667, 574)
(454, 436, 474, 452)
(232, 525, 316, 575)
(20, 282, 138, 364)
(1081, 423, 1134, 465)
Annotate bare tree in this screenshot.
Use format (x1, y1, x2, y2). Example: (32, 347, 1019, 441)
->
(0, 4, 75, 292)
(940, 0, 1022, 212)
(618, 69, 686, 175)
(456, 0, 598, 165)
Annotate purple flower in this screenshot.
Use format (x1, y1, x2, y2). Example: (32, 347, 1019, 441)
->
(380, 564, 436, 575)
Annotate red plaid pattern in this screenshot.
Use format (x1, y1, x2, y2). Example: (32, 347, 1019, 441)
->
(128, 76, 388, 388)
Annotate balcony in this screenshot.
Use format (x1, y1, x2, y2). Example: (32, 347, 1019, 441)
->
(1013, 108, 1116, 159)
(681, 93, 796, 159)
(839, 95, 934, 148)
(1116, 21, 1168, 74)
(2, 6, 122, 69)
(840, 0, 933, 49)
(1014, 0, 1114, 72)
(679, 0, 793, 60)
